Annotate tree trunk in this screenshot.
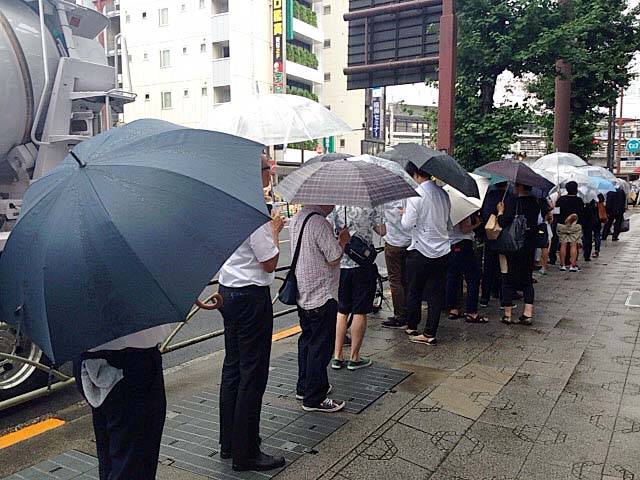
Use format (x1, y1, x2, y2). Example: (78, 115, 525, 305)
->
(481, 79, 497, 115)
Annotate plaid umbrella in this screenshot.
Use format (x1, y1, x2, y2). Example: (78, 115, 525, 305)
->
(478, 160, 554, 190)
(274, 160, 418, 208)
(380, 143, 479, 198)
(304, 152, 353, 165)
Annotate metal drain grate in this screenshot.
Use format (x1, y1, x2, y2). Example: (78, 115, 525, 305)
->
(159, 389, 346, 479)
(266, 352, 412, 414)
(626, 291, 640, 308)
(3, 450, 99, 480)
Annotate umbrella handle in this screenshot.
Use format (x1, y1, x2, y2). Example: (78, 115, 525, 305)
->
(195, 292, 224, 311)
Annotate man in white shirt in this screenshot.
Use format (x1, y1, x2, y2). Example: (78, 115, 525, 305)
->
(216, 156, 285, 472)
(72, 325, 173, 479)
(381, 199, 412, 329)
(401, 161, 452, 346)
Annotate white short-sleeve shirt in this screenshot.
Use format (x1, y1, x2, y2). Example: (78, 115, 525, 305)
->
(218, 222, 279, 288)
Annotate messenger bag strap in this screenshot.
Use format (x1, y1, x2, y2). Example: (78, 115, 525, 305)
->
(290, 212, 320, 275)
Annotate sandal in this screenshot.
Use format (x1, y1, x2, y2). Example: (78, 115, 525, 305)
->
(448, 311, 465, 320)
(519, 315, 532, 326)
(465, 313, 489, 324)
(405, 329, 419, 336)
(501, 316, 519, 325)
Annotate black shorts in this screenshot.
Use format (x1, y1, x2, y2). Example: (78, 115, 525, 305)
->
(338, 264, 377, 315)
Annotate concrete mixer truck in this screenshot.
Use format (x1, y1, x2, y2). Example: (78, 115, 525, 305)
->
(0, 0, 134, 401)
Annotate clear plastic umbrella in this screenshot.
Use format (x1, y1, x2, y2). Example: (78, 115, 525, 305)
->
(531, 152, 587, 171)
(577, 165, 630, 193)
(202, 94, 352, 146)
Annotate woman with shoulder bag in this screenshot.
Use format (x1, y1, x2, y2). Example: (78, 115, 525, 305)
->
(495, 183, 542, 326)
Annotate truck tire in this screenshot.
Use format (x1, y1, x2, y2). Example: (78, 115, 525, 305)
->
(0, 323, 53, 403)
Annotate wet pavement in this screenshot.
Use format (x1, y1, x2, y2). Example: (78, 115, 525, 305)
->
(2, 215, 640, 480)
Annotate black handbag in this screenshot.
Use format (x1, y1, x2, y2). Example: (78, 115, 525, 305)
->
(492, 202, 527, 254)
(278, 212, 319, 305)
(345, 234, 377, 266)
(535, 223, 549, 249)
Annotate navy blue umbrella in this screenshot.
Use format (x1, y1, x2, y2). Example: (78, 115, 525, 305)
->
(0, 119, 269, 364)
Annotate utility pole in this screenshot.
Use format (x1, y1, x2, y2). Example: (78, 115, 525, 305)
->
(436, 0, 456, 154)
(617, 88, 625, 175)
(553, 0, 571, 153)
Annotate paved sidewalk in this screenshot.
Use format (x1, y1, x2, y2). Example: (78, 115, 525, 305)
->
(3, 215, 640, 480)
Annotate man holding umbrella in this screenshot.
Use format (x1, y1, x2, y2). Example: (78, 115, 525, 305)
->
(217, 154, 286, 471)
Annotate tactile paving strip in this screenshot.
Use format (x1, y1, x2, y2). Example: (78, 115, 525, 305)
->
(3, 450, 99, 480)
(159, 389, 347, 479)
(266, 352, 412, 414)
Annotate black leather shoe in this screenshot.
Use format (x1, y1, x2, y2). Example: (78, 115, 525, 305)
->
(233, 451, 286, 472)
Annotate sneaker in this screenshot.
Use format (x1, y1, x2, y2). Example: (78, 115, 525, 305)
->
(536, 268, 548, 276)
(330, 359, 344, 370)
(382, 318, 409, 329)
(558, 265, 567, 271)
(302, 398, 345, 413)
(296, 384, 332, 401)
(569, 265, 580, 272)
(347, 357, 372, 370)
(593, 251, 600, 258)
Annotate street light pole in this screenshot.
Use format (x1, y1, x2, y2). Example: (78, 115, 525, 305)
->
(553, 0, 571, 153)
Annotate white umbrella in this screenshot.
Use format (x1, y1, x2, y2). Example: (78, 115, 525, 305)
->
(531, 152, 587, 171)
(202, 94, 352, 146)
(577, 165, 630, 193)
(443, 173, 491, 226)
(348, 154, 418, 187)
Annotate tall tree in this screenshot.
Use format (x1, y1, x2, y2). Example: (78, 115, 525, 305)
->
(527, 0, 640, 159)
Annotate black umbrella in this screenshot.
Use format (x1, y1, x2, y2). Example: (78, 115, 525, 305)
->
(380, 143, 479, 198)
(304, 152, 353, 165)
(478, 160, 555, 191)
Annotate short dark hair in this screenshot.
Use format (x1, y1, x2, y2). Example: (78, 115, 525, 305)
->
(405, 161, 429, 179)
(565, 181, 578, 195)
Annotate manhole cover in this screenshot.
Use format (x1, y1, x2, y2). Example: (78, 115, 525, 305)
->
(626, 291, 640, 308)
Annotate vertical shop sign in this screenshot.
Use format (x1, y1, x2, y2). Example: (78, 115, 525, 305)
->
(273, 0, 285, 93)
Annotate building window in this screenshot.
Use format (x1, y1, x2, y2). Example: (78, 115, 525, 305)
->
(161, 91, 172, 109)
(212, 0, 229, 14)
(200, 43, 207, 53)
(143, 52, 149, 61)
(201, 87, 208, 96)
(324, 39, 331, 48)
(181, 4, 187, 12)
(214, 86, 231, 103)
(125, 14, 130, 23)
(127, 54, 132, 63)
(159, 8, 169, 26)
(182, 46, 188, 55)
(324, 72, 331, 81)
(323, 5, 331, 15)
(183, 89, 189, 97)
(160, 49, 171, 68)
(142, 11, 147, 19)
(199, 0, 205, 8)
(144, 93, 150, 101)
(325, 105, 331, 110)
(340, 139, 346, 148)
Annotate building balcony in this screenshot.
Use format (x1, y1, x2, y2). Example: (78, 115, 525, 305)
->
(286, 60, 323, 86)
(211, 12, 229, 43)
(292, 18, 323, 45)
(105, 0, 120, 18)
(212, 57, 230, 87)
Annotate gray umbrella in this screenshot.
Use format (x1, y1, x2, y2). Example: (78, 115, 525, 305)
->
(380, 143, 479, 198)
(304, 152, 353, 165)
(274, 160, 418, 208)
(478, 160, 554, 190)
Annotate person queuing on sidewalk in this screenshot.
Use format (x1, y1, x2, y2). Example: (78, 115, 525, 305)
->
(402, 162, 452, 346)
(446, 213, 488, 324)
(534, 207, 554, 276)
(216, 155, 286, 472)
(381, 199, 412, 330)
(602, 185, 627, 242)
(290, 204, 351, 413)
(72, 325, 173, 479)
(330, 206, 385, 370)
(479, 182, 513, 307)
(555, 181, 584, 272)
(582, 198, 600, 262)
(496, 183, 542, 326)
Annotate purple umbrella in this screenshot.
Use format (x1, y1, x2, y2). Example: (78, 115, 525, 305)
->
(478, 160, 554, 191)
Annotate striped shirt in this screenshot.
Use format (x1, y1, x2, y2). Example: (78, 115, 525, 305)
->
(290, 206, 342, 310)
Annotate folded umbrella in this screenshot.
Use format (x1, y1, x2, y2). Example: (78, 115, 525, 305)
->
(478, 160, 554, 191)
(274, 160, 418, 208)
(202, 93, 352, 146)
(0, 119, 269, 364)
(444, 173, 491, 226)
(379, 143, 479, 198)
